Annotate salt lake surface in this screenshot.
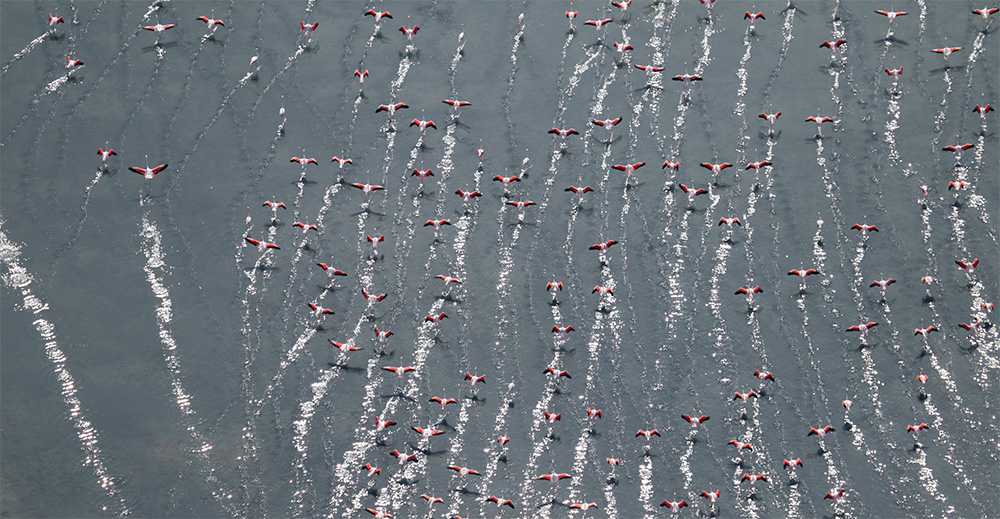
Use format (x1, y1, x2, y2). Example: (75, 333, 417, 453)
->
(1, 1, 998, 517)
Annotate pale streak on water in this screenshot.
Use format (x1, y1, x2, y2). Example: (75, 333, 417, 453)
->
(1, 1, 997, 518)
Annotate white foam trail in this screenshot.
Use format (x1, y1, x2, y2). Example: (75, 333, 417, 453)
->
(3, 0, 162, 147)
(437, 155, 484, 519)
(375, 39, 472, 516)
(61, 169, 107, 256)
(638, 454, 655, 518)
(760, 2, 796, 101)
(810, 7, 905, 515)
(247, 44, 305, 121)
(502, 10, 529, 140)
(441, 146, 483, 519)
(839, 239, 904, 511)
(0, 33, 47, 78)
(139, 215, 237, 516)
(559, 25, 625, 512)
(0, 225, 130, 516)
(330, 273, 408, 518)
(140, 217, 193, 416)
(917, 158, 989, 517)
(509, 215, 559, 514)
(502, 12, 606, 516)
(45, 71, 75, 93)
(795, 226, 840, 517)
(883, 80, 902, 166)
(372, 304, 445, 517)
(642, 0, 674, 151)
(340, 127, 430, 509)
(327, 45, 415, 519)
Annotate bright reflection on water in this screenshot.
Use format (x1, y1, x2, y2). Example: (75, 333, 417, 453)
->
(1, 1, 997, 518)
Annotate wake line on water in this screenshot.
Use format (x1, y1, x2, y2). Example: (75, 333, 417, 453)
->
(809, 10, 893, 517)
(3, 0, 161, 149)
(369, 35, 471, 518)
(0, 32, 48, 79)
(439, 145, 483, 519)
(37, 0, 175, 284)
(545, 27, 627, 513)
(139, 215, 238, 517)
(0, 225, 131, 517)
(327, 41, 415, 519)
(561, 22, 634, 513)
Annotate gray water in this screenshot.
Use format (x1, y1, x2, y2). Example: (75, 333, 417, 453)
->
(1, 1, 998, 518)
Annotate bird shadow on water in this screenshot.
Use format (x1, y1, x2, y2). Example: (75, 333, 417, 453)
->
(591, 135, 623, 147)
(856, 341, 878, 352)
(433, 294, 462, 304)
(291, 178, 319, 187)
(399, 49, 420, 62)
(380, 390, 416, 404)
(758, 129, 781, 141)
(412, 444, 448, 457)
(453, 486, 480, 497)
(554, 147, 575, 159)
(875, 35, 908, 46)
(929, 65, 966, 76)
(203, 34, 226, 47)
(957, 341, 979, 353)
(327, 362, 364, 374)
(141, 42, 178, 54)
(351, 208, 386, 218)
(635, 83, 663, 94)
(136, 191, 169, 204)
(448, 119, 473, 131)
